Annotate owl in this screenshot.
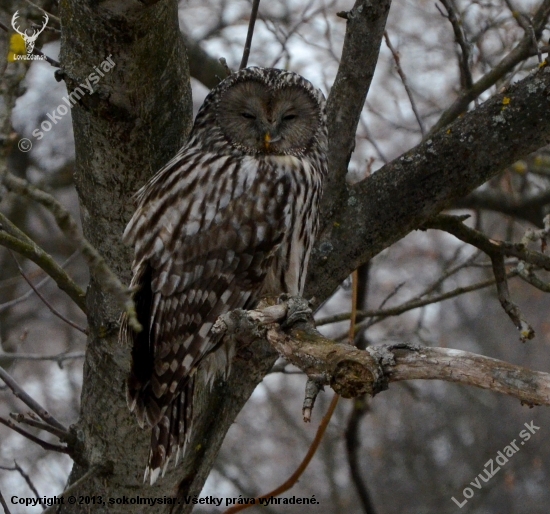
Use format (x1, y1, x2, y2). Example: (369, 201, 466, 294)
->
(120, 67, 328, 484)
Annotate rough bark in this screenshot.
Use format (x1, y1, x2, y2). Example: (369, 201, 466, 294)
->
(217, 304, 550, 408)
(58, 0, 192, 510)
(309, 66, 550, 301)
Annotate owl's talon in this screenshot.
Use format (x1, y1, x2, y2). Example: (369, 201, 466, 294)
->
(281, 296, 312, 328)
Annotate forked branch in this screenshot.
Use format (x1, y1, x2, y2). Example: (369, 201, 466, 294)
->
(216, 298, 550, 407)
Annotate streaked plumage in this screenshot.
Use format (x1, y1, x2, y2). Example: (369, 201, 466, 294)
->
(120, 67, 327, 483)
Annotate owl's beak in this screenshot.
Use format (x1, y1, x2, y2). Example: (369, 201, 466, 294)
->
(264, 132, 281, 150)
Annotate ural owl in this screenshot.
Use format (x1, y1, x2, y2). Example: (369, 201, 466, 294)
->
(121, 67, 328, 483)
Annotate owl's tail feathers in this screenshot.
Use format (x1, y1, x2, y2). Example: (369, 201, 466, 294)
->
(143, 375, 195, 485)
(126, 373, 163, 429)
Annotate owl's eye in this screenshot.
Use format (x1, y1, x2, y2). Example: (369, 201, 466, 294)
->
(282, 114, 297, 121)
(241, 112, 256, 120)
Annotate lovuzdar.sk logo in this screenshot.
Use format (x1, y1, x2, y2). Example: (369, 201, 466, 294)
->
(8, 10, 49, 62)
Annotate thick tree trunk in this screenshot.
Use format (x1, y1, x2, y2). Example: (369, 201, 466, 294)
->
(58, 0, 193, 510)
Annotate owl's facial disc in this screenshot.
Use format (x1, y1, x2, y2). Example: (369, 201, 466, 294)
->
(217, 80, 320, 155)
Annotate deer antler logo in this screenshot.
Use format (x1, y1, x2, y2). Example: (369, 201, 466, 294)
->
(11, 10, 49, 55)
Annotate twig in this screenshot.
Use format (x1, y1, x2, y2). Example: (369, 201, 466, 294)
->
(491, 254, 534, 341)
(0, 251, 80, 314)
(10, 412, 69, 440)
(438, 0, 474, 92)
(1, 172, 139, 330)
(239, 0, 261, 69)
(504, 0, 541, 62)
(376, 281, 406, 311)
(2, 461, 42, 505)
(0, 489, 12, 514)
(427, 0, 550, 135)
(0, 350, 84, 364)
(223, 394, 339, 514)
(0, 213, 86, 312)
(316, 271, 517, 327)
(42, 466, 104, 514)
(9, 251, 87, 334)
(383, 31, 425, 136)
(0, 365, 68, 432)
(345, 397, 376, 514)
(424, 214, 550, 340)
(302, 376, 325, 422)
(517, 262, 550, 292)
(0, 416, 68, 453)
(30, 48, 61, 68)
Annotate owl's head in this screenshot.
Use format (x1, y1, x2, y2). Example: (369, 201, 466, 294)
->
(193, 67, 327, 157)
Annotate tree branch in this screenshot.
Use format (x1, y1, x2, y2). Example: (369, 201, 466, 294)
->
(0, 213, 86, 312)
(0, 365, 68, 433)
(0, 250, 81, 314)
(0, 417, 68, 453)
(427, 0, 550, 135)
(218, 302, 550, 407)
(2, 172, 139, 331)
(454, 188, 550, 228)
(0, 489, 12, 514)
(310, 65, 550, 302)
(322, 0, 392, 226)
(9, 251, 87, 334)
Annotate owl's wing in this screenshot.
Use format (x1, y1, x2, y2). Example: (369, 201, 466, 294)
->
(122, 151, 292, 480)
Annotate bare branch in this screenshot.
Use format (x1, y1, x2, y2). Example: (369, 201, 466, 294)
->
(0, 213, 86, 312)
(0, 489, 12, 514)
(384, 31, 425, 136)
(427, 0, 550, 135)
(10, 412, 70, 441)
(182, 33, 228, 88)
(504, 0, 541, 62)
(310, 65, 550, 303)
(438, 0, 474, 92)
(223, 395, 339, 514)
(0, 350, 84, 366)
(0, 365, 68, 433)
(425, 215, 550, 270)
(517, 262, 550, 292)
(218, 301, 550, 406)
(1, 172, 140, 330)
(0, 251, 81, 314)
(42, 466, 104, 514)
(0, 416, 68, 453)
(0, 462, 42, 505)
(425, 215, 542, 340)
(9, 252, 87, 334)
(239, 0, 261, 70)
(322, 0, 391, 227)
(316, 271, 517, 326)
(455, 188, 550, 228)
(491, 253, 535, 341)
